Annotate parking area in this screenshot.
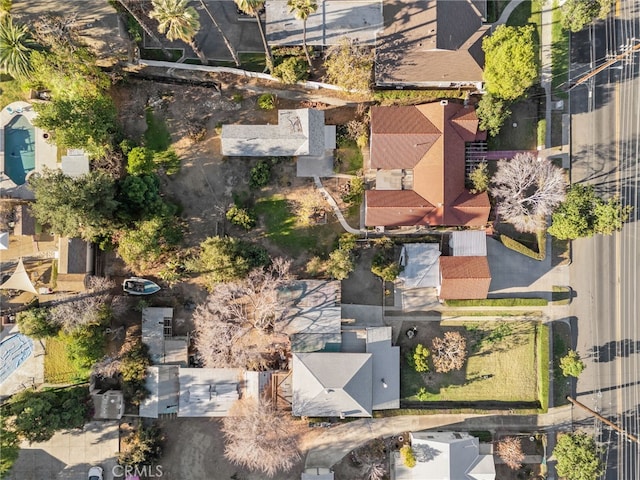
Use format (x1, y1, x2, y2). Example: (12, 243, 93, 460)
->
(6, 421, 119, 480)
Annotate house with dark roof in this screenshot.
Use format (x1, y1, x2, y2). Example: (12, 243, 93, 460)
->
(392, 431, 495, 480)
(376, 0, 490, 88)
(366, 101, 490, 229)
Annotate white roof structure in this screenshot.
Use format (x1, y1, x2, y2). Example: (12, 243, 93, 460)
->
(392, 431, 496, 480)
(141, 307, 188, 366)
(398, 244, 441, 289)
(0, 232, 8, 250)
(0, 258, 38, 294)
(61, 149, 90, 177)
(178, 368, 241, 417)
(140, 365, 180, 418)
(221, 109, 334, 157)
(266, 0, 383, 46)
(450, 231, 487, 256)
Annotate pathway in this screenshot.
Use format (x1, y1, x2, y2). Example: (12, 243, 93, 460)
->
(540, 0, 554, 148)
(493, 0, 528, 27)
(313, 176, 362, 234)
(304, 406, 575, 469)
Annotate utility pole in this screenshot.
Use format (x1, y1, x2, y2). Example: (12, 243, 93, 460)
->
(569, 41, 640, 89)
(567, 396, 640, 444)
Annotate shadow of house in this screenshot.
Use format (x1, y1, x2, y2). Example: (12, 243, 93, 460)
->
(391, 431, 495, 480)
(366, 102, 490, 229)
(4, 448, 67, 480)
(375, 0, 490, 89)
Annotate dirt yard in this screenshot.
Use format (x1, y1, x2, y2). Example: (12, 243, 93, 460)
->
(111, 78, 360, 270)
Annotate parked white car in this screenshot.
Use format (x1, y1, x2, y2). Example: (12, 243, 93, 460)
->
(88, 466, 103, 480)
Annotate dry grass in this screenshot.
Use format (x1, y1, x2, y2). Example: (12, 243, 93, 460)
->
(44, 336, 81, 384)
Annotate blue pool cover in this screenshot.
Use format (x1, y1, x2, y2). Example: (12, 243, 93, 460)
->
(0, 333, 34, 384)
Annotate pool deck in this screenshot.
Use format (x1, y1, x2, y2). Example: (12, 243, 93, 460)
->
(0, 324, 45, 400)
(1, 101, 58, 199)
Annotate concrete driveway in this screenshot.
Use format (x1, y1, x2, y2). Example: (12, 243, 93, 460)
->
(487, 236, 568, 299)
(6, 421, 119, 480)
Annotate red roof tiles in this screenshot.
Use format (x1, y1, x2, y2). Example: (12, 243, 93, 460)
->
(439, 256, 491, 300)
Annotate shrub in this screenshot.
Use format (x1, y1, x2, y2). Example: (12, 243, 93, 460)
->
(325, 248, 354, 280)
(257, 93, 276, 110)
(127, 147, 155, 175)
(399, 445, 416, 468)
(408, 344, 430, 373)
(342, 176, 365, 205)
(305, 256, 324, 276)
(371, 251, 400, 282)
(468, 162, 489, 194)
(560, 350, 585, 377)
(445, 298, 548, 307)
(232, 93, 243, 103)
(250, 160, 272, 189)
(338, 233, 358, 251)
(272, 56, 308, 84)
(499, 230, 546, 260)
(226, 204, 256, 230)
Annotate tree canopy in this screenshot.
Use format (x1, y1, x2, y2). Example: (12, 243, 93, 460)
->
(476, 93, 512, 136)
(32, 95, 118, 158)
(28, 169, 119, 241)
(491, 153, 565, 233)
(482, 25, 538, 101)
(16, 307, 59, 339)
(1, 415, 20, 477)
(561, 0, 612, 32)
(553, 432, 603, 480)
(548, 184, 632, 239)
(560, 349, 586, 377)
(116, 216, 183, 272)
(0, 15, 37, 79)
(7, 387, 89, 443)
(324, 37, 373, 92)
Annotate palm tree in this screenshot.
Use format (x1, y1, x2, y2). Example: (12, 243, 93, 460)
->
(0, 16, 37, 79)
(149, 0, 208, 65)
(234, 0, 273, 71)
(198, 0, 240, 67)
(287, 0, 317, 68)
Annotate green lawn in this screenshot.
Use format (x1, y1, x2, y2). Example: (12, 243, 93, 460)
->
(552, 322, 571, 406)
(488, 99, 538, 150)
(140, 48, 183, 62)
(44, 336, 83, 384)
(254, 194, 321, 255)
(144, 108, 172, 151)
(402, 321, 541, 404)
(335, 138, 363, 174)
(551, 0, 570, 97)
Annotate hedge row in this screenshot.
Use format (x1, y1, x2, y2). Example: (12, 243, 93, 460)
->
(445, 298, 548, 307)
(499, 230, 546, 260)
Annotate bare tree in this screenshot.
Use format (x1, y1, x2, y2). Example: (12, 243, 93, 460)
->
(222, 398, 301, 477)
(50, 277, 115, 332)
(192, 302, 247, 368)
(491, 153, 566, 232)
(496, 436, 525, 470)
(431, 331, 467, 373)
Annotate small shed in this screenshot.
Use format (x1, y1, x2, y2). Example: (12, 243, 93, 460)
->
(450, 230, 487, 256)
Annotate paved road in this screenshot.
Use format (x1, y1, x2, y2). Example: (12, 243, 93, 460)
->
(569, 1, 640, 478)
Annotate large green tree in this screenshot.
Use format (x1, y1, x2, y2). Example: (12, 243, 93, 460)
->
(16, 307, 58, 339)
(191, 236, 269, 287)
(235, 0, 273, 70)
(32, 95, 118, 158)
(1, 415, 20, 477)
(116, 216, 183, 271)
(287, 0, 318, 68)
(0, 15, 37, 79)
(7, 387, 89, 443)
(482, 24, 538, 101)
(553, 432, 603, 480)
(150, 0, 207, 64)
(548, 184, 632, 239)
(29, 169, 119, 242)
(476, 93, 512, 136)
(561, 0, 612, 32)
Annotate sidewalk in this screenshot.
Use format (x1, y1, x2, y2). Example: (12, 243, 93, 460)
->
(304, 406, 574, 469)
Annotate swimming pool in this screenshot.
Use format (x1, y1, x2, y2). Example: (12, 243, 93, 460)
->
(4, 114, 36, 185)
(0, 333, 34, 384)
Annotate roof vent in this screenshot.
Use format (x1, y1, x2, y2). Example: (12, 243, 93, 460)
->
(440, 100, 448, 106)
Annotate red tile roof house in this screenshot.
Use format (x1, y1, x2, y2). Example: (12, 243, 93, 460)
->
(365, 101, 490, 229)
(438, 256, 491, 300)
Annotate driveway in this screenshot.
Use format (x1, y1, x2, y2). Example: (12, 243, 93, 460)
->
(6, 421, 119, 480)
(487, 236, 568, 299)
